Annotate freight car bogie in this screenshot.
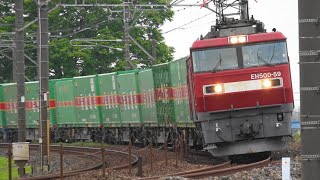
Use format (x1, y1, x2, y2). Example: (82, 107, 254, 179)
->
(1, 128, 18, 142)
(52, 127, 102, 143)
(26, 128, 39, 142)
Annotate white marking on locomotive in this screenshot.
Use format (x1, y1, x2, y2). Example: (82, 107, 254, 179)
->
(250, 71, 281, 80)
(203, 77, 283, 95)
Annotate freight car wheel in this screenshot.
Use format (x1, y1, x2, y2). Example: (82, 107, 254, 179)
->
(105, 130, 117, 144)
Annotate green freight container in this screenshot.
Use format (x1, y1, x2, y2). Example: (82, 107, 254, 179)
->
(0, 85, 4, 128)
(55, 79, 77, 126)
(73, 75, 101, 127)
(25, 81, 39, 128)
(49, 79, 57, 127)
(136, 69, 158, 126)
(49, 78, 72, 127)
(97, 73, 121, 127)
(152, 63, 175, 126)
(152, 63, 174, 125)
(0, 83, 17, 128)
(176, 57, 193, 126)
(153, 58, 192, 127)
(169, 60, 186, 125)
(117, 71, 141, 125)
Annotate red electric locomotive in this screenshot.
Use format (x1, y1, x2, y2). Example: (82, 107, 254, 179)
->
(187, 0, 294, 156)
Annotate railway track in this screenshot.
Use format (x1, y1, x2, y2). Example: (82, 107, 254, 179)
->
(0, 143, 139, 180)
(140, 156, 271, 179)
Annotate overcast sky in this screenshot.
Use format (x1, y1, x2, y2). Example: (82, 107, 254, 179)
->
(161, 0, 300, 108)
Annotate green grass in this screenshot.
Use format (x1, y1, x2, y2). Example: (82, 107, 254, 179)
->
(0, 157, 31, 180)
(293, 131, 301, 142)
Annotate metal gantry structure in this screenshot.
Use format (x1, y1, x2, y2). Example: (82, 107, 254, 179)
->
(174, 0, 250, 23)
(60, 0, 162, 70)
(298, 0, 320, 179)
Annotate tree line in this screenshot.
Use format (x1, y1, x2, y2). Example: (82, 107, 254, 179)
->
(0, 0, 174, 82)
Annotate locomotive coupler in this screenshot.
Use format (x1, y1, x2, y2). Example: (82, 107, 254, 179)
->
(239, 121, 256, 138)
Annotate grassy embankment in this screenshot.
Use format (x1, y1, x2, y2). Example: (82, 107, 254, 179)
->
(0, 157, 31, 180)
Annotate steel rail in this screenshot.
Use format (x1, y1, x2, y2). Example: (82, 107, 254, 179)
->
(0, 143, 139, 180)
(139, 161, 231, 180)
(139, 156, 270, 180)
(181, 156, 271, 179)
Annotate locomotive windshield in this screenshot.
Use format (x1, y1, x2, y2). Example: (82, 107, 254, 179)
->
(242, 42, 288, 67)
(192, 41, 288, 73)
(192, 47, 238, 72)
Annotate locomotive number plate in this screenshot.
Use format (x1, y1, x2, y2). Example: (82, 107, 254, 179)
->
(250, 71, 282, 80)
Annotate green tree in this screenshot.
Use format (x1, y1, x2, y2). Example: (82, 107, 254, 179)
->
(0, 0, 175, 81)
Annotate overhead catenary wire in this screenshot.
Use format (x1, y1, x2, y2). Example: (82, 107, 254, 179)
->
(163, 12, 214, 34)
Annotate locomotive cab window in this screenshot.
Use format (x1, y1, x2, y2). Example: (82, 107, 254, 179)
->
(242, 41, 288, 68)
(192, 47, 238, 73)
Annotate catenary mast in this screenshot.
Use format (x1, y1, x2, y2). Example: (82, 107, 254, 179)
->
(298, 0, 320, 179)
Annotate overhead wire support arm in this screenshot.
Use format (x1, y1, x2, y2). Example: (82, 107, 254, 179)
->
(24, 53, 38, 65)
(59, 3, 168, 8)
(128, 34, 156, 62)
(129, 12, 143, 28)
(17, 4, 60, 32)
(70, 38, 123, 43)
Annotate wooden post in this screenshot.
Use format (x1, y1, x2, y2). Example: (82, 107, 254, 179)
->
(60, 144, 63, 180)
(136, 156, 143, 177)
(129, 138, 132, 175)
(175, 138, 178, 168)
(149, 139, 153, 172)
(8, 144, 12, 180)
(101, 147, 106, 178)
(164, 139, 168, 166)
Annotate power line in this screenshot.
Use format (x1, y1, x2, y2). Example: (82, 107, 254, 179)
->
(163, 12, 214, 34)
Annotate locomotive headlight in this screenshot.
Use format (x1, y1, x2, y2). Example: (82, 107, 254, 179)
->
(214, 84, 223, 93)
(238, 36, 247, 43)
(262, 79, 272, 88)
(261, 78, 282, 89)
(229, 37, 238, 44)
(228, 35, 248, 44)
(204, 84, 224, 94)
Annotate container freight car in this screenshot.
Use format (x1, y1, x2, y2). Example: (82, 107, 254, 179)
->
(0, 58, 195, 145)
(115, 69, 158, 142)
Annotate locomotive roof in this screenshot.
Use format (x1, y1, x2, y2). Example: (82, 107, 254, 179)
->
(191, 32, 286, 50)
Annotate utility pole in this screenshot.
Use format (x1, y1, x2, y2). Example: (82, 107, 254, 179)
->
(123, 0, 131, 70)
(298, 0, 320, 179)
(15, 0, 28, 177)
(38, 0, 50, 171)
(15, 0, 26, 143)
